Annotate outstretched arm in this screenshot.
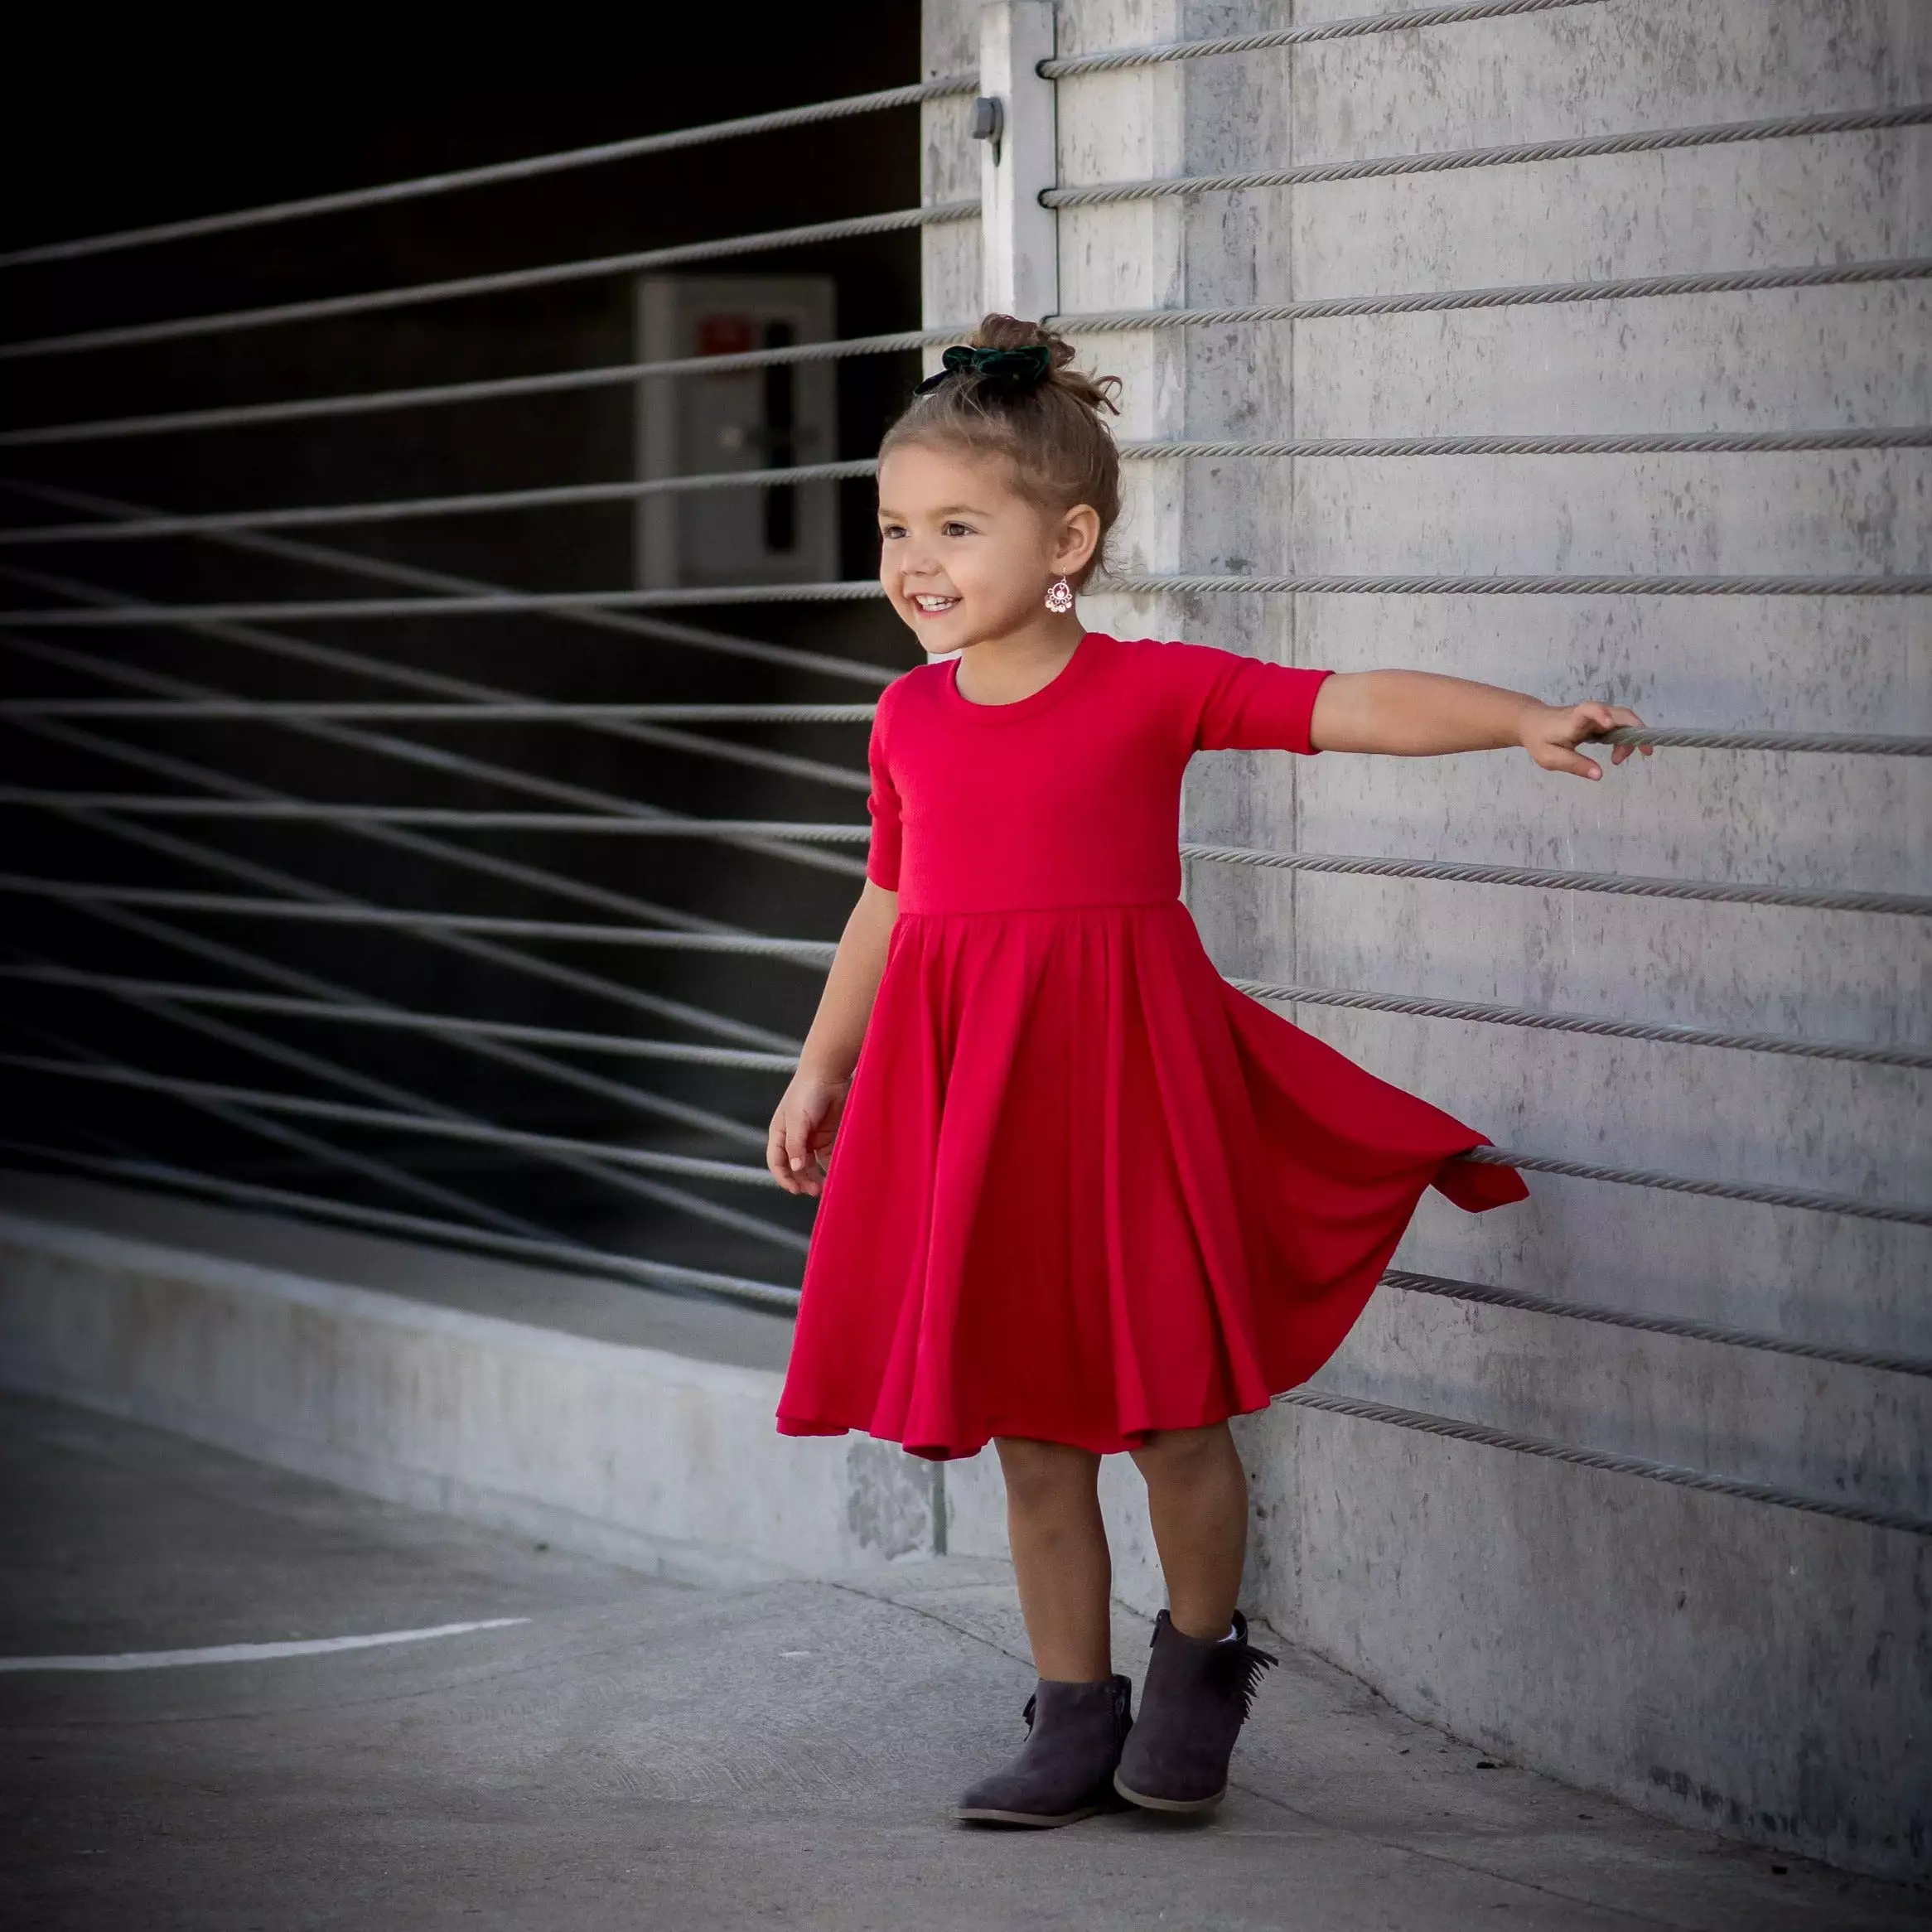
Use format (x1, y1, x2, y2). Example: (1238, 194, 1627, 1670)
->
(1309, 670, 1650, 780)
(766, 878, 898, 1196)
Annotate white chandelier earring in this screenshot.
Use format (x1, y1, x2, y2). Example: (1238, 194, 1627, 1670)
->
(1044, 576, 1075, 614)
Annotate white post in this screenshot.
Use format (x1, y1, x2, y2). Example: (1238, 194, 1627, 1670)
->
(977, 1, 1059, 322)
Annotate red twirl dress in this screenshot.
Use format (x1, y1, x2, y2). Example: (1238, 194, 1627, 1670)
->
(777, 631, 1525, 1459)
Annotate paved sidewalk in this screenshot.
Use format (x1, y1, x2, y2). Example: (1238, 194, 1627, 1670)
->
(1, 1393, 1920, 1930)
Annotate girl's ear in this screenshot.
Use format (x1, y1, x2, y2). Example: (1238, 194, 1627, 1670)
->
(1052, 504, 1102, 578)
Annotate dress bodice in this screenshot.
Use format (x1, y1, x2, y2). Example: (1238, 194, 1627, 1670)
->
(864, 630, 1331, 915)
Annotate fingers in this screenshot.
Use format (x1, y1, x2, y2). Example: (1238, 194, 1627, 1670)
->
(1605, 703, 1653, 764)
(767, 1094, 833, 1195)
(1541, 743, 1603, 780)
(1558, 702, 1652, 775)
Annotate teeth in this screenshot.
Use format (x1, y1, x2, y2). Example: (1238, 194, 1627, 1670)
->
(913, 595, 959, 611)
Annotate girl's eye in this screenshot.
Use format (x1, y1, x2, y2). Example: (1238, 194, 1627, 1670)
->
(941, 521, 973, 538)
(879, 524, 906, 540)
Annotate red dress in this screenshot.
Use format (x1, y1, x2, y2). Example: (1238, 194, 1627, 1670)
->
(776, 632, 1524, 1459)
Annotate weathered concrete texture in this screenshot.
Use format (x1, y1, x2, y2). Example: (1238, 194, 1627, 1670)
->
(7, 1391, 1928, 1931)
(925, 0, 1931, 1882)
(0, 1176, 939, 1587)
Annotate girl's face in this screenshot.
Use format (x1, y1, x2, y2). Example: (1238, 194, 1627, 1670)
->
(876, 442, 1097, 653)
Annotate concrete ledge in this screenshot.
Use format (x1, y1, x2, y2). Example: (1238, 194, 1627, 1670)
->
(0, 1181, 942, 1588)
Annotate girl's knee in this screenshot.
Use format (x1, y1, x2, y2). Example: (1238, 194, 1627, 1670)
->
(995, 1435, 1099, 1508)
(1129, 1422, 1238, 1480)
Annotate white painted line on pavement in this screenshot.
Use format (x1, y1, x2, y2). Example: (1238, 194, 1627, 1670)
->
(0, 1617, 530, 1673)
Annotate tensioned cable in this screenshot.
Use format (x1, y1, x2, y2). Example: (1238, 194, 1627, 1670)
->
(1042, 0, 1604, 76)
(1055, 256, 1932, 333)
(0, 1054, 778, 1190)
(1457, 1146, 1929, 1226)
(31, 802, 803, 1055)
(12, 955, 804, 1253)
(0, 698, 878, 725)
(0, 463, 884, 546)
(0, 1137, 804, 1315)
(3, 1008, 560, 1247)
(16, 427, 1932, 545)
(26, 877, 809, 1252)
(18, 1049, 1926, 1226)
(0, 203, 979, 361)
(0, 78, 977, 268)
(1104, 570, 1932, 597)
(1118, 429, 1932, 459)
(0, 874, 838, 964)
(13, 563, 1930, 627)
(8, 812, 1924, 920)
(3, 706, 825, 1058)
(0, 965, 799, 1073)
(1229, 978, 1930, 1071)
(1185, 841, 1928, 917)
(1, 647, 860, 964)
(2, 907, 1920, 1224)
(0, 550, 880, 863)
(17, 702, 1915, 756)
(1384, 1269, 1931, 1379)
(1046, 104, 1932, 205)
(1, 619, 871, 809)
(1275, 1389, 1930, 1537)
(10, 1119, 1921, 1359)
(12, 957, 1906, 1078)
(52, 940, 772, 1156)
(0, 476, 901, 700)
(0, 330, 960, 452)
(0, 582, 888, 623)
(5, 702, 1925, 756)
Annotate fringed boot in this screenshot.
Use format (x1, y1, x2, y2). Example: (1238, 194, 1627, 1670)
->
(955, 1674, 1134, 1828)
(1113, 1611, 1277, 1813)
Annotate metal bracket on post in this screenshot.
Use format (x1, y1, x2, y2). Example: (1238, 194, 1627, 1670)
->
(976, 1, 1058, 324)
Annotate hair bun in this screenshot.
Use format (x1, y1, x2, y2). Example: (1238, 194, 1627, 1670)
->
(971, 314, 1120, 418)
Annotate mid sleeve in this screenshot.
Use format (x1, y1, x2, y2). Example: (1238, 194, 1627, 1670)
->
(1175, 642, 1332, 755)
(863, 702, 902, 891)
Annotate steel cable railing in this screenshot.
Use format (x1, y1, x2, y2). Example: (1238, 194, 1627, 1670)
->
(1054, 256, 1932, 334)
(1040, 0, 1605, 76)
(11, 427, 1932, 546)
(1045, 103, 1932, 205)
(0, 203, 980, 362)
(0, 330, 965, 451)
(10, 566, 1930, 629)
(16, 886, 808, 1257)
(4, 32, 1925, 1547)
(0, 1135, 807, 1311)
(11, 804, 1923, 920)
(0, 77, 978, 268)
(6, 985, 805, 1259)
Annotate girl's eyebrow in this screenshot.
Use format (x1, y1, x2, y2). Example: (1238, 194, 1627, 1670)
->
(874, 503, 992, 520)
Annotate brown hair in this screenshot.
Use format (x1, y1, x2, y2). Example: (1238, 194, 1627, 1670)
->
(879, 314, 1123, 587)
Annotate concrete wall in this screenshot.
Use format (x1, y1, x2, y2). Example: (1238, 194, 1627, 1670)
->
(925, 0, 1930, 1880)
(0, 1181, 943, 1589)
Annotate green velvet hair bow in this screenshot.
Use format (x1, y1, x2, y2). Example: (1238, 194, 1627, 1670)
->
(915, 343, 1052, 394)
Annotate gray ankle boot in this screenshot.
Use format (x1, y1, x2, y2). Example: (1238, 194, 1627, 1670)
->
(956, 1674, 1134, 1827)
(1113, 1611, 1277, 1813)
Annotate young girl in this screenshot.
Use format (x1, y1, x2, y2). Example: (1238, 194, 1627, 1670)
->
(767, 316, 1648, 1828)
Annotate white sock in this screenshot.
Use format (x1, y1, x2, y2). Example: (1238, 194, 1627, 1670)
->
(1218, 1623, 1239, 1643)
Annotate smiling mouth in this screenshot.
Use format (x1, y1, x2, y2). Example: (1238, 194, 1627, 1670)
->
(910, 593, 961, 616)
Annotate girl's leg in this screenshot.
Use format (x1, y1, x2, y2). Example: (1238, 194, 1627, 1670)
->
(1113, 1422, 1271, 1814)
(993, 1436, 1112, 1680)
(1128, 1422, 1248, 1639)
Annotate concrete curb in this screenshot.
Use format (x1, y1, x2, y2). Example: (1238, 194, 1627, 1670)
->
(0, 1208, 945, 1588)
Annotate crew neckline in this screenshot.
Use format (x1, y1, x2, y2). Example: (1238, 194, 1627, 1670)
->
(943, 630, 1099, 720)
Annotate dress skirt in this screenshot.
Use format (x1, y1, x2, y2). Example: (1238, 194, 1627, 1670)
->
(776, 899, 1525, 1460)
